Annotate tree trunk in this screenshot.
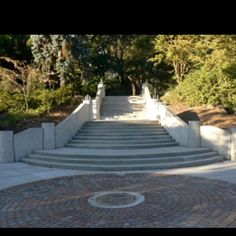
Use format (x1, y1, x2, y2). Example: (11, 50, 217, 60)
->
(128, 76, 137, 96)
(131, 81, 136, 96)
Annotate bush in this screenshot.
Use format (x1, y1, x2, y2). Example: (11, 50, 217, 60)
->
(54, 84, 75, 105)
(162, 67, 236, 112)
(0, 91, 26, 113)
(79, 76, 101, 97)
(32, 84, 76, 113)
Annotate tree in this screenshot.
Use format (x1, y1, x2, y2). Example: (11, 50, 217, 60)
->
(88, 35, 157, 95)
(124, 35, 156, 95)
(161, 35, 236, 111)
(30, 35, 91, 87)
(150, 35, 211, 84)
(0, 57, 39, 111)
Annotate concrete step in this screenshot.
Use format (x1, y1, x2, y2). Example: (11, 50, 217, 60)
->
(69, 138, 174, 145)
(81, 125, 164, 130)
(75, 132, 168, 137)
(101, 105, 145, 108)
(32, 148, 213, 159)
(103, 96, 144, 101)
(22, 156, 225, 171)
(101, 105, 145, 109)
(78, 127, 165, 133)
(82, 124, 162, 128)
(78, 129, 167, 134)
(85, 120, 159, 124)
(26, 152, 219, 165)
(101, 103, 145, 106)
(72, 134, 172, 141)
(66, 142, 179, 149)
(101, 111, 146, 114)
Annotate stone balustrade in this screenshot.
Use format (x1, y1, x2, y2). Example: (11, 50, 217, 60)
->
(142, 82, 236, 161)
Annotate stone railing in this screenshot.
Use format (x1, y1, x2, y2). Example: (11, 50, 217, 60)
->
(55, 95, 93, 148)
(0, 79, 105, 162)
(142, 82, 236, 160)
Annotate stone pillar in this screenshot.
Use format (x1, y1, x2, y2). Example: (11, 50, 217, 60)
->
(88, 96, 93, 121)
(96, 97, 100, 120)
(230, 128, 236, 161)
(0, 131, 14, 162)
(42, 123, 55, 149)
(188, 121, 200, 148)
(149, 99, 158, 120)
(83, 95, 93, 121)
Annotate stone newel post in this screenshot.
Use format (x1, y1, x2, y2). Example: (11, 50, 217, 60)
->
(42, 123, 55, 149)
(188, 121, 201, 148)
(0, 131, 14, 162)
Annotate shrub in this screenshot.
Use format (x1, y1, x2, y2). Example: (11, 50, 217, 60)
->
(162, 67, 236, 112)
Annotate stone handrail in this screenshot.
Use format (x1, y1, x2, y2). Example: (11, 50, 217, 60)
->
(55, 95, 93, 148)
(142, 82, 236, 160)
(142, 82, 188, 146)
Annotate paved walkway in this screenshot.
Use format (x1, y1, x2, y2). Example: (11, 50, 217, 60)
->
(1, 172, 236, 227)
(1, 161, 236, 227)
(1, 160, 236, 191)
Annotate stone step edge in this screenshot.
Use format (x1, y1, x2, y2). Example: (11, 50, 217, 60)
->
(79, 129, 166, 133)
(69, 139, 174, 144)
(22, 156, 225, 169)
(75, 133, 168, 137)
(27, 152, 219, 163)
(72, 135, 171, 140)
(33, 148, 212, 158)
(66, 142, 179, 149)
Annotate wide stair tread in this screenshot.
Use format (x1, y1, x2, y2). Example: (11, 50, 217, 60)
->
(22, 156, 225, 171)
(26, 152, 220, 165)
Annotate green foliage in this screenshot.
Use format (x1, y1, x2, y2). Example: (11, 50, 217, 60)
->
(0, 91, 18, 112)
(31, 84, 76, 114)
(162, 63, 236, 112)
(0, 56, 42, 111)
(160, 35, 236, 112)
(150, 35, 213, 84)
(30, 35, 91, 88)
(3, 34, 236, 125)
(80, 76, 101, 97)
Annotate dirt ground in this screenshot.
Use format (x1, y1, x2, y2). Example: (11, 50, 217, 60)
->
(0, 104, 79, 134)
(168, 103, 236, 130)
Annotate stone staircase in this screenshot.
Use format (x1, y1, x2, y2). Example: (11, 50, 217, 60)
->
(22, 96, 225, 171)
(67, 121, 178, 149)
(101, 96, 148, 120)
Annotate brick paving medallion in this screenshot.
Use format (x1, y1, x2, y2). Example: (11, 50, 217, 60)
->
(1, 173, 236, 227)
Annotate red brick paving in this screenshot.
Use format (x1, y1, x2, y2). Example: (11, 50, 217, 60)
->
(1, 173, 236, 227)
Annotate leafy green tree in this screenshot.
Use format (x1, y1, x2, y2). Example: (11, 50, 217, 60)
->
(161, 35, 236, 112)
(89, 35, 157, 95)
(30, 35, 90, 87)
(0, 56, 40, 111)
(150, 35, 211, 84)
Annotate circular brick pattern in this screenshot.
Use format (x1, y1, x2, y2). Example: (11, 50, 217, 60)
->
(88, 192, 145, 209)
(1, 173, 236, 227)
